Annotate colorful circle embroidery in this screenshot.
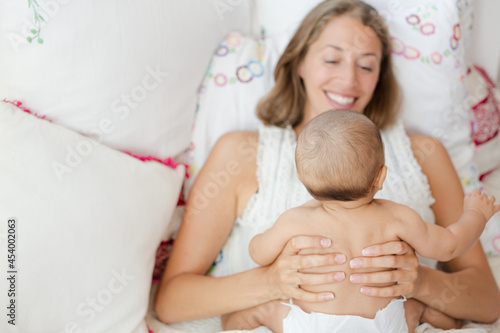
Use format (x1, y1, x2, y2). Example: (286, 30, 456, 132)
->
(188, 164, 199, 176)
(226, 34, 241, 48)
(404, 46, 420, 60)
(214, 73, 227, 87)
(255, 44, 265, 61)
(453, 24, 461, 40)
(391, 37, 405, 55)
(450, 36, 459, 50)
(492, 235, 500, 252)
(420, 23, 436, 35)
(236, 65, 253, 83)
(406, 14, 420, 25)
(418, 6, 436, 22)
(248, 61, 264, 77)
(430, 52, 442, 64)
(215, 45, 229, 57)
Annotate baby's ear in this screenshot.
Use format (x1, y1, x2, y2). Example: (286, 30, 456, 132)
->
(373, 165, 387, 190)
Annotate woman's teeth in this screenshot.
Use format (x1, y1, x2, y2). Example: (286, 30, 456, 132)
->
(326, 92, 355, 105)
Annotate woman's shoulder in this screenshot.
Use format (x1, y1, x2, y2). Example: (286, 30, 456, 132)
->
(211, 130, 259, 163)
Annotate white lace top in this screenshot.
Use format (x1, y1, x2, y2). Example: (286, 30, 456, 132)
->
(210, 121, 436, 277)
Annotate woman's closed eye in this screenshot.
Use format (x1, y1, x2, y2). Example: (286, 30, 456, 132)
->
(360, 65, 373, 72)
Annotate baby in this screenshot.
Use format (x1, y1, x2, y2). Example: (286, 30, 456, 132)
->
(222, 110, 500, 333)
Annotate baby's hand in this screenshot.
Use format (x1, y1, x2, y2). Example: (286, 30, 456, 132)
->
(463, 189, 500, 222)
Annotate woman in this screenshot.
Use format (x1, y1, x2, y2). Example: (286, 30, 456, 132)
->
(155, 0, 500, 329)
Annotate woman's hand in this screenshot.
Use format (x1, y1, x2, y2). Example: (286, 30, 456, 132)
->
(349, 240, 420, 297)
(266, 235, 347, 302)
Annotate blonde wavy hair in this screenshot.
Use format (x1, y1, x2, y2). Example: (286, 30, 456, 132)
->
(257, 0, 400, 129)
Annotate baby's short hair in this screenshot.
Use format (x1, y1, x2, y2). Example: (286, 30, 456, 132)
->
(295, 110, 385, 201)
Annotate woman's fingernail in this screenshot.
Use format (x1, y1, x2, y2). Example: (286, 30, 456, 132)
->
(362, 248, 373, 256)
(334, 272, 345, 281)
(321, 238, 332, 247)
(360, 287, 371, 295)
(350, 274, 361, 283)
(324, 293, 334, 300)
(335, 254, 346, 264)
(350, 259, 362, 268)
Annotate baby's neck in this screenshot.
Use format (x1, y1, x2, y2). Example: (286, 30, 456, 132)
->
(321, 195, 374, 212)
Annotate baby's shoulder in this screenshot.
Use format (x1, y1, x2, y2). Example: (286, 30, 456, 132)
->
(277, 201, 322, 224)
(371, 199, 412, 219)
(372, 199, 421, 224)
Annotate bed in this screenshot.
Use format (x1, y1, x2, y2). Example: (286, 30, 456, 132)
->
(0, 1, 499, 332)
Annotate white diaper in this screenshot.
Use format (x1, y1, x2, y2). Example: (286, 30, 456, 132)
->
(282, 297, 408, 333)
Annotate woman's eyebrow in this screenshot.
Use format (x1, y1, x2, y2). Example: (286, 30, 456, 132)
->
(322, 44, 378, 57)
(323, 44, 343, 51)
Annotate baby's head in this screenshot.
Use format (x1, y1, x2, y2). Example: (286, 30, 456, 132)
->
(295, 110, 385, 201)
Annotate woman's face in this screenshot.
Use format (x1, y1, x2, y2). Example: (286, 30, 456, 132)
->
(298, 15, 382, 123)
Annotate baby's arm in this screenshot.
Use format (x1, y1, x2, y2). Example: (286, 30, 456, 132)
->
(394, 190, 499, 262)
(250, 209, 305, 266)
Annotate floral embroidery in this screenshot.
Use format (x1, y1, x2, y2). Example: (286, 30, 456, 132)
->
(420, 23, 436, 36)
(188, 164, 199, 176)
(493, 235, 500, 252)
(406, 14, 420, 25)
(236, 65, 253, 83)
(391, 37, 405, 55)
(430, 52, 443, 65)
(226, 34, 241, 48)
(214, 73, 228, 87)
(248, 60, 264, 77)
(393, 5, 461, 67)
(405, 4, 438, 36)
(206, 32, 266, 87)
(215, 45, 229, 57)
(404, 46, 420, 60)
(27, 0, 44, 44)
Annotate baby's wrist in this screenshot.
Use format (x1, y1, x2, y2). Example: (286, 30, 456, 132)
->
(463, 208, 487, 223)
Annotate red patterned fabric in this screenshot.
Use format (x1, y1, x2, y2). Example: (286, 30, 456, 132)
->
(153, 239, 175, 283)
(470, 65, 500, 145)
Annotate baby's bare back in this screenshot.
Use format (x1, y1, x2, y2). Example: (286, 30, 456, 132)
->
(294, 199, 401, 318)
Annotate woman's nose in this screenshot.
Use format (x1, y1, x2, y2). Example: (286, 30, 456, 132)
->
(341, 63, 358, 88)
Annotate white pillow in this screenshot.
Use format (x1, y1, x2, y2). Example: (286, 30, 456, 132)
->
(0, 102, 184, 332)
(186, 32, 278, 193)
(0, 0, 251, 159)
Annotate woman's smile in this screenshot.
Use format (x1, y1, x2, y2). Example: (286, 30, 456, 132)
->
(325, 91, 359, 109)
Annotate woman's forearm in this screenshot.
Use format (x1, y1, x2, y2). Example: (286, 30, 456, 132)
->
(415, 265, 500, 323)
(155, 266, 276, 323)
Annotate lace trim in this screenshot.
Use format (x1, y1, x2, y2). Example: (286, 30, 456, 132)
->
(388, 121, 436, 207)
(234, 124, 266, 225)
